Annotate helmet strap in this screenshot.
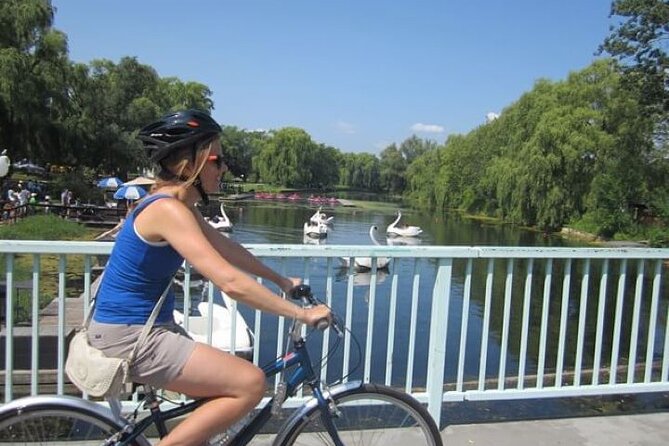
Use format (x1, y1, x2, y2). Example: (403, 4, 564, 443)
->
(193, 176, 209, 206)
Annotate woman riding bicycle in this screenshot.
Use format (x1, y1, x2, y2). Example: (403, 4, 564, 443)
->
(88, 109, 331, 446)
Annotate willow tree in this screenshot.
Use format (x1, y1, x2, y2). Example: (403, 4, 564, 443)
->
(254, 127, 340, 188)
(0, 0, 69, 162)
(407, 59, 661, 235)
(338, 152, 381, 191)
(379, 143, 406, 194)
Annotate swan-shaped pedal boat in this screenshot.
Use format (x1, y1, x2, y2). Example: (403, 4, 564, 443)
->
(386, 211, 422, 237)
(340, 226, 391, 271)
(206, 203, 233, 232)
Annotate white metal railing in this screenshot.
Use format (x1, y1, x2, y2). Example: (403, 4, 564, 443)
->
(1, 241, 668, 423)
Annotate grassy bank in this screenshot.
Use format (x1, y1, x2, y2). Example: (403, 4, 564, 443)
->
(0, 214, 93, 241)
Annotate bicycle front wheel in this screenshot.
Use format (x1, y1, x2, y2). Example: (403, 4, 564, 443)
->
(0, 402, 141, 445)
(278, 383, 442, 446)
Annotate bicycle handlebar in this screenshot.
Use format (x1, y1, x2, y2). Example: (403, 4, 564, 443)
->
(289, 284, 343, 337)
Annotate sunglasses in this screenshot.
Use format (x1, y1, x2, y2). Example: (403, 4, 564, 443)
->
(207, 154, 226, 169)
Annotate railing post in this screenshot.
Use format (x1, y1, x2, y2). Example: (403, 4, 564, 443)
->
(4, 255, 15, 402)
(426, 257, 453, 424)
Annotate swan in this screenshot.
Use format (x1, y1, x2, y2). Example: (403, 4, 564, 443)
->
(303, 220, 329, 238)
(206, 203, 233, 232)
(340, 226, 391, 271)
(173, 291, 253, 358)
(386, 211, 422, 237)
(310, 206, 334, 225)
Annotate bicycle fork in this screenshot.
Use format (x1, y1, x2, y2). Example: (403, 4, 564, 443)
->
(312, 386, 345, 446)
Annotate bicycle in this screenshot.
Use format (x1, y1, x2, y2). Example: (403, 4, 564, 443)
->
(0, 285, 442, 445)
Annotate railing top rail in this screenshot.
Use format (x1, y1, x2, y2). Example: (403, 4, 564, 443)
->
(0, 240, 667, 259)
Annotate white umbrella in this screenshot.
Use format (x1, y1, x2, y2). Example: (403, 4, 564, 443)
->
(123, 176, 156, 186)
(113, 185, 147, 200)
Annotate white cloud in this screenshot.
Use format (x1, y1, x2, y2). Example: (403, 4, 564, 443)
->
(410, 123, 444, 133)
(485, 112, 500, 123)
(335, 120, 356, 134)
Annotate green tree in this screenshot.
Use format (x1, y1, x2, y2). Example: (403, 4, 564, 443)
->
(399, 135, 437, 164)
(406, 59, 664, 237)
(152, 77, 214, 112)
(338, 152, 381, 191)
(0, 0, 216, 179)
(220, 126, 266, 179)
(379, 144, 406, 194)
(600, 0, 669, 116)
(0, 0, 69, 162)
(254, 128, 339, 188)
(405, 148, 442, 208)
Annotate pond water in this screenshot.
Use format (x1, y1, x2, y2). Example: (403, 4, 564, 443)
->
(203, 199, 576, 248)
(178, 199, 667, 396)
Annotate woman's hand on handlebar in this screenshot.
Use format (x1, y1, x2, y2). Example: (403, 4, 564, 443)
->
(299, 304, 332, 328)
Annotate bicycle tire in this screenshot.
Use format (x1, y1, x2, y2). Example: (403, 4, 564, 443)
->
(0, 401, 143, 445)
(277, 383, 442, 446)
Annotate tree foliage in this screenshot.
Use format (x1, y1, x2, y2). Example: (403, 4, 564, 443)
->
(253, 128, 339, 188)
(0, 1, 214, 177)
(407, 59, 668, 234)
(600, 0, 669, 116)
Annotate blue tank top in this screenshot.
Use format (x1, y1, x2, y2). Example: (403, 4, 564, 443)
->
(93, 194, 184, 324)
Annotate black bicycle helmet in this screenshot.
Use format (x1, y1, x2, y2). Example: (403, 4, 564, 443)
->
(138, 109, 222, 163)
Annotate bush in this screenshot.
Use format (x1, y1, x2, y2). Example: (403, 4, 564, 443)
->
(646, 227, 669, 248)
(0, 214, 89, 240)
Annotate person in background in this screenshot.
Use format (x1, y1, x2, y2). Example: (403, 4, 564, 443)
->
(60, 188, 69, 206)
(88, 109, 331, 446)
(43, 195, 51, 214)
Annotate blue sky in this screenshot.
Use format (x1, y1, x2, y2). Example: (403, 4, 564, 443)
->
(51, 0, 614, 154)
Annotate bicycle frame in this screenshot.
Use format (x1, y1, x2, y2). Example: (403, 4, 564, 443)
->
(117, 322, 352, 446)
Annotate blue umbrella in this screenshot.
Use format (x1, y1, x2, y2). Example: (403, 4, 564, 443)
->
(113, 185, 147, 200)
(97, 177, 124, 189)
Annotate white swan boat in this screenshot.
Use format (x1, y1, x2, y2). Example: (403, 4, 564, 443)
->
(340, 226, 391, 271)
(386, 211, 422, 237)
(206, 203, 233, 232)
(173, 292, 254, 358)
(309, 206, 334, 225)
(303, 220, 329, 238)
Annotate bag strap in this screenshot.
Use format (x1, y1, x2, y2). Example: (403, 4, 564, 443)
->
(82, 272, 105, 329)
(127, 281, 172, 365)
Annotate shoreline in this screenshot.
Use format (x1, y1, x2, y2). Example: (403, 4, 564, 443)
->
(558, 227, 649, 248)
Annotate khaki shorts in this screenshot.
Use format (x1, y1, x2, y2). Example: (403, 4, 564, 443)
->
(88, 320, 197, 388)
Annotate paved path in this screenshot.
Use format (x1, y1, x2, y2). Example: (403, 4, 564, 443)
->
(140, 412, 669, 445)
(441, 412, 668, 445)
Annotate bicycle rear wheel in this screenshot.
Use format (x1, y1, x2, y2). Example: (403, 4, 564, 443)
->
(278, 383, 442, 446)
(0, 403, 142, 445)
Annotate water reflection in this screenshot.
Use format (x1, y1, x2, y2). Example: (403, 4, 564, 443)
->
(303, 234, 326, 245)
(386, 236, 422, 246)
(336, 267, 389, 287)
